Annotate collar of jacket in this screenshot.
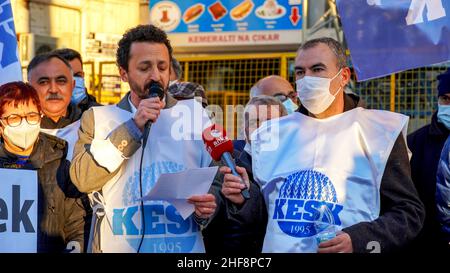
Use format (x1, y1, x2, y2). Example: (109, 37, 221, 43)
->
(428, 111, 450, 137)
(77, 88, 101, 108)
(236, 149, 252, 173)
(116, 91, 178, 112)
(40, 102, 82, 129)
(298, 92, 365, 115)
(0, 133, 66, 169)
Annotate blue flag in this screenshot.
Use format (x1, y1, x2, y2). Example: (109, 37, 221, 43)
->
(0, 0, 22, 85)
(336, 0, 450, 81)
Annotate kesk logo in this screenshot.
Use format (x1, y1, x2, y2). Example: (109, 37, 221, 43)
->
(273, 170, 343, 238)
(113, 161, 200, 252)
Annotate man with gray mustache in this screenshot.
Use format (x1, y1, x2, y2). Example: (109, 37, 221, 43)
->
(27, 52, 92, 252)
(27, 52, 82, 131)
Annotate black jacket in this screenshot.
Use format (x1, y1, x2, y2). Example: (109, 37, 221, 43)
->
(77, 91, 102, 114)
(0, 133, 90, 252)
(202, 149, 268, 254)
(407, 112, 450, 251)
(297, 93, 425, 252)
(40, 103, 83, 130)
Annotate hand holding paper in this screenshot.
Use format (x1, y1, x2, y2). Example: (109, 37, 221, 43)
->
(142, 166, 218, 219)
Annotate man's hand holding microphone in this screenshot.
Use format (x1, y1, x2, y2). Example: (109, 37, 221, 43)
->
(202, 124, 251, 206)
(133, 81, 166, 133)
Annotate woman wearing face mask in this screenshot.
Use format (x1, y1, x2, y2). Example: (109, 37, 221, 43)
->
(203, 96, 287, 254)
(0, 81, 89, 253)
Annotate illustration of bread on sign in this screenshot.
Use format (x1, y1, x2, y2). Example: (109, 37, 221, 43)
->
(183, 3, 205, 24)
(230, 0, 255, 21)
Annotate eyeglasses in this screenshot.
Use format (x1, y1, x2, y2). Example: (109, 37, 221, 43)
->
(274, 91, 297, 102)
(0, 112, 42, 127)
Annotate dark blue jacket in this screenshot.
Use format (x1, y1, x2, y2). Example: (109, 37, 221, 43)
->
(436, 135, 450, 247)
(408, 112, 450, 251)
(202, 148, 268, 253)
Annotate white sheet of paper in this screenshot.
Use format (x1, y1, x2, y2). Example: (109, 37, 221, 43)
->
(142, 166, 218, 219)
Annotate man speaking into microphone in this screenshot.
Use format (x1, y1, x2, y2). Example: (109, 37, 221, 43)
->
(69, 25, 218, 253)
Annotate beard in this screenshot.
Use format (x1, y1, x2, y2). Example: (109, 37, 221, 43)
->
(128, 78, 168, 99)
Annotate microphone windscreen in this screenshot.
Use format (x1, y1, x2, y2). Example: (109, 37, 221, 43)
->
(148, 82, 164, 100)
(202, 124, 234, 161)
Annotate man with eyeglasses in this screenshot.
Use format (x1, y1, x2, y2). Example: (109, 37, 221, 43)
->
(0, 81, 88, 252)
(27, 52, 83, 161)
(249, 75, 299, 114)
(232, 75, 299, 152)
(409, 68, 450, 252)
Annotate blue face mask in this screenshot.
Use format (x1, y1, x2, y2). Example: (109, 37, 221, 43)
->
(71, 77, 87, 105)
(438, 104, 450, 130)
(282, 98, 299, 114)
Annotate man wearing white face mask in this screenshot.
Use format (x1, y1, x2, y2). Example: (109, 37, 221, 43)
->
(408, 69, 450, 252)
(231, 75, 299, 152)
(251, 37, 425, 253)
(249, 75, 299, 115)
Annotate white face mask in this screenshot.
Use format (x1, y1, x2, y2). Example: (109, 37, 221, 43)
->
(438, 104, 450, 130)
(296, 69, 343, 115)
(2, 122, 40, 149)
(71, 76, 87, 105)
(282, 98, 299, 114)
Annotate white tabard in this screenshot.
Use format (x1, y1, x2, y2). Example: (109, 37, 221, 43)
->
(90, 99, 212, 253)
(40, 120, 81, 161)
(251, 108, 408, 253)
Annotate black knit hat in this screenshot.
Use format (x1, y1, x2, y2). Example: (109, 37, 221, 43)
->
(437, 68, 450, 97)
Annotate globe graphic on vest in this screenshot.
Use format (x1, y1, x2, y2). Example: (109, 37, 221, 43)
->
(275, 169, 339, 238)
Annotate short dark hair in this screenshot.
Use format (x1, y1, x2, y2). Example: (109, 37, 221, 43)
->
(52, 48, 83, 63)
(299, 37, 347, 69)
(27, 52, 73, 80)
(117, 24, 173, 71)
(0, 82, 42, 117)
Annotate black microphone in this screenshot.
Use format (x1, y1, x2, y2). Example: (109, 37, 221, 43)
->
(142, 82, 164, 148)
(137, 81, 164, 253)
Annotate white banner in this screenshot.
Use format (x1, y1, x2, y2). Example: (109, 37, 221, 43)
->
(0, 168, 38, 253)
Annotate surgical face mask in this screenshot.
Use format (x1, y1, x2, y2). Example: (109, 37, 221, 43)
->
(282, 98, 299, 114)
(296, 69, 343, 115)
(71, 77, 87, 105)
(437, 104, 450, 130)
(2, 122, 40, 149)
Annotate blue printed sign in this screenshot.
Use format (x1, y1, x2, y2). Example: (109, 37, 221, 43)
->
(150, 0, 303, 47)
(0, 0, 22, 85)
(0, 169, 38, 253)
(337, 0, 450, 81)
(273, 170, 343, 238)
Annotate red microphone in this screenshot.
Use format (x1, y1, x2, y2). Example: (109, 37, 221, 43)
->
(202, 124, 250, 200)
